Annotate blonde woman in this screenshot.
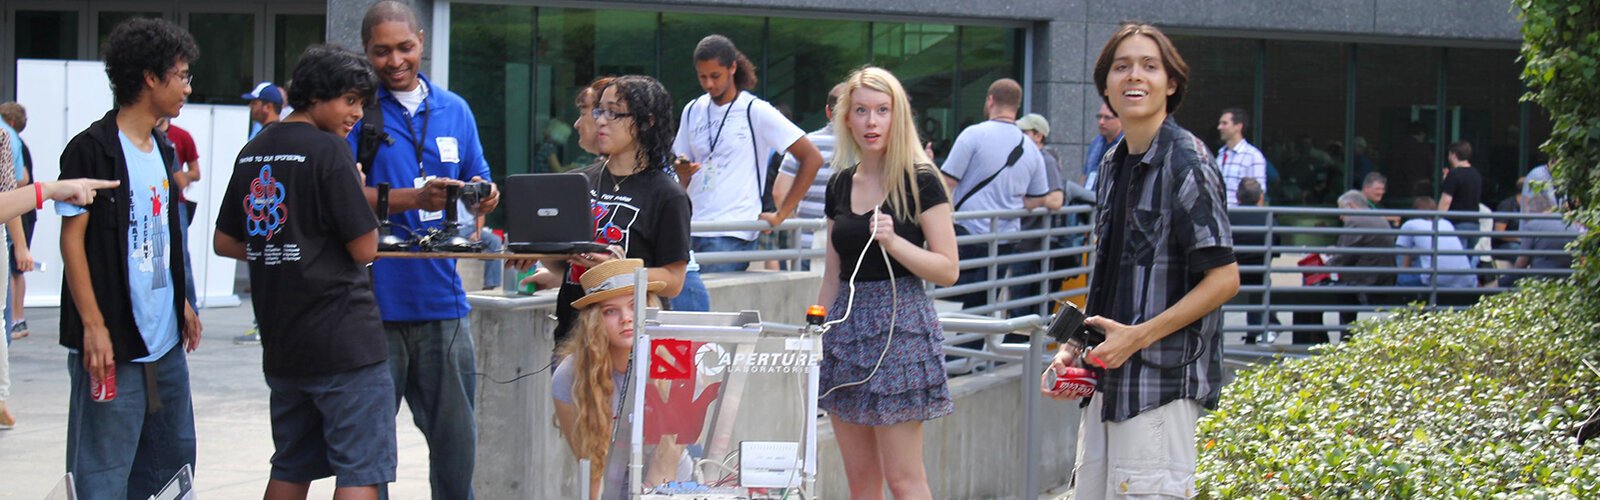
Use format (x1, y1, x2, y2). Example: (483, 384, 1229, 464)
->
(818, 66, 959, 499)
(551, 259, 690, 499)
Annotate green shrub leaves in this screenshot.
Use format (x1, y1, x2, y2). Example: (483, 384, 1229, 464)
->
(1197, 283, 1600, 498)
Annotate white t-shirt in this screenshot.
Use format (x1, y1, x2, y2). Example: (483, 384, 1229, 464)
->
(393, 82, 428, 114)
(672, 91, 805, 241)
(940, 120, 1052, 236)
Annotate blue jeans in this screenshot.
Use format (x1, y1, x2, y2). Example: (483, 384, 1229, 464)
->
(1005, 258, 1045, 318)
(691, 236, 756, 273)
(267, 361, 397, 487)
(952, 242, 1017, 310)
(66, 347, 197, 500)
(384, 318, 477, 500)
(670, 269, 710, 312)
(1454, 221, 1480, 255)
(1396, 273, 1425, 287)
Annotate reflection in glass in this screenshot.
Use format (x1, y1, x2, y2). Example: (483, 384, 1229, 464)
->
(874, 23, 958, 156)
(187, 13, 256, 104)
(15, 11, 79, 59)
(1262, 40, 1347, 207)
(955, 27, 1020, 136)
(449, 2, 535, 190)
(535, 8, 658, 172)
(274, 15, 327, 85)
(660, 13, 765, 109)
(1445, 48, 1524, 205)
(766, 18, 869, 132)
(1355, 45, 1439, 204)
(1169, 36, 1257, 151)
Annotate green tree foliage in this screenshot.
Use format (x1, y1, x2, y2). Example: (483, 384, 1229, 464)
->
(1519, 0, 1600, 299)
(1196, 283, 1600, 498)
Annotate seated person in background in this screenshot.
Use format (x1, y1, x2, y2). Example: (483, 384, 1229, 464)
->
(1395, 196, 1477, 288)
(1327, 189, 1396, 328)
(552, 259, 691, 500)
(1227, 178, 1281, 344)
(1502, 194, 1580, 287)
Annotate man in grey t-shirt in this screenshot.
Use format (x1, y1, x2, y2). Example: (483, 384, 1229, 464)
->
(940, 79, 1061, 311)
(774, 83, 846, 256)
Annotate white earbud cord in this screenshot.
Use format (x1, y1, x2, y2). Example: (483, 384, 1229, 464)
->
(818, 205, 898, 401)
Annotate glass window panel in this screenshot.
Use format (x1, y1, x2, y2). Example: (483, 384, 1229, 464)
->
(1445, 48, 1524, 206)
(98, 11, 164, 51)
(274, 14, 327, 83)
(15, 10, 79, 59)
(449, 2, 535, 192)
(1168, 36, 1257, 151)
(660, 13, 765, 110)
(1354, 44, 1440, 205)
(765, 17, 868, 132)
(187, 13, 256, 105)
(873, 22, 958, 155)
(955, 26, 1019, 136)
(532, 7, 657, 172)
(1261, 40, 1347, 207)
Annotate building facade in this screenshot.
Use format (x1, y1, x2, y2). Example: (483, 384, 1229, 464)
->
(6, 0, 1540, 210)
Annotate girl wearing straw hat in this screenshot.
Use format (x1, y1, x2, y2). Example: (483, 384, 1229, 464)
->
(551, 258, 690, 499)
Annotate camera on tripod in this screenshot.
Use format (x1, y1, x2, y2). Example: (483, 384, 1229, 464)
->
(1045, 305, 1105, 347)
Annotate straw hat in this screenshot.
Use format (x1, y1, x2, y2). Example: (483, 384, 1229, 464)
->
(571, 258, 666, 309)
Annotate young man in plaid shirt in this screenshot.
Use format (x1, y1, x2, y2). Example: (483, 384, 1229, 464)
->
(1045, 23, 1240, 498)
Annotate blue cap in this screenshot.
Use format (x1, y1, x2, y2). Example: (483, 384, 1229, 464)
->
(241, 82, 284, 105)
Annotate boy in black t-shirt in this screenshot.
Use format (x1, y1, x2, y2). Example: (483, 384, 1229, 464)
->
(214, 45, 396, 499)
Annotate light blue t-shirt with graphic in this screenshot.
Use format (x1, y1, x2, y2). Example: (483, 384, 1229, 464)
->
(57, 132, 180, 361)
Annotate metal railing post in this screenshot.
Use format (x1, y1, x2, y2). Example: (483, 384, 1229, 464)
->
(1021, 324, 1044, 500)
(988, 214, 1001, 318)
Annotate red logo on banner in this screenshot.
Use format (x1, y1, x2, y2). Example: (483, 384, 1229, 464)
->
(650, 339, 693, 380)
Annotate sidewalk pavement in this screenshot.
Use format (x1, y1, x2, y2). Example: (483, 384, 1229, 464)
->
(0, 301, 433, 499)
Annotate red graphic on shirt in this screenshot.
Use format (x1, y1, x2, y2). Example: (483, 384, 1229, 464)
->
(150, 187, 162, 216)
(644, 377, 722, 445)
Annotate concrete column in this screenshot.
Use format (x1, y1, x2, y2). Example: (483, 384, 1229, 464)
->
(325, 0, 436, 75)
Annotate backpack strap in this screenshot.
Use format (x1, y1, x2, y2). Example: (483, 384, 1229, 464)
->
(356, 97, 391, 177)
(954, 137, 1027, 211)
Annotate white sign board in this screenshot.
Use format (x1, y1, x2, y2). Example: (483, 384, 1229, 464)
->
(15, 59, 244, 308)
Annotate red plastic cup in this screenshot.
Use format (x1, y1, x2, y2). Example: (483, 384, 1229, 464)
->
(92, 369, 117, 402)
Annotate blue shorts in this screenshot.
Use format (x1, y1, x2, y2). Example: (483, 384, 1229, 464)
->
(265, 361, 397, 487)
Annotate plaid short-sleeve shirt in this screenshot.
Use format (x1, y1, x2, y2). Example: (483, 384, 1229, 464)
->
(1088, 118, 1233, 423)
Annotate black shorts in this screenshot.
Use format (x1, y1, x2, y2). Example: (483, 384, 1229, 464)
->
(265, 361, 397, 487)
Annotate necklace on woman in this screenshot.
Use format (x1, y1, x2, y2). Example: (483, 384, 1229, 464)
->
(603, 158, 631, 192)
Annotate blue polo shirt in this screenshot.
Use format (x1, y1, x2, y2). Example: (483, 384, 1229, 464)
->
(348, 74, 492, 322)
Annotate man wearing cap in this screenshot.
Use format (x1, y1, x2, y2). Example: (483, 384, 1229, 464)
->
(241, 81, 283, 139)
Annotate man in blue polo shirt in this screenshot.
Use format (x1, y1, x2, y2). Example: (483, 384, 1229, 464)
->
(352, 2, 498, 498)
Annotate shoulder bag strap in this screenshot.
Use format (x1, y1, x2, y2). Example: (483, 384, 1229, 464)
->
(953, 137, 1026, 211)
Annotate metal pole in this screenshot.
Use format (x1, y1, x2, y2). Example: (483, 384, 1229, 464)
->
(629, 267, 648, 498)
(579, 459, 592, 500)
(988, 214, 1001, 317)
(1021, 324, 1044, 499)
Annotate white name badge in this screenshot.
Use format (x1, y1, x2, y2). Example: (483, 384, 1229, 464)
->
(415, 175, 443, 221)
(437, 136, 460, 163)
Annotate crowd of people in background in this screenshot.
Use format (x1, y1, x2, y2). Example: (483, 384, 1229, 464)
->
(0, 2, 1587, 498)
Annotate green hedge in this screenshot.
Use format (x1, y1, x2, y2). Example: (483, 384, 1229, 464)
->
(1197, 282, 1600, 498)
(1520, 0, 1600, 293)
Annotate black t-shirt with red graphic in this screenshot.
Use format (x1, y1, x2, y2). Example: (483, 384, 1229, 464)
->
(553, 165, 692, 343)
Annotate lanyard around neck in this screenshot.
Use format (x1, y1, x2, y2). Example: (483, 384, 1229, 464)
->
(704, 94, 737, 158)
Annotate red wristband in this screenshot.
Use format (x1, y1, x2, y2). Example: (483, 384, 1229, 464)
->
(34, 182, 44, 210)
